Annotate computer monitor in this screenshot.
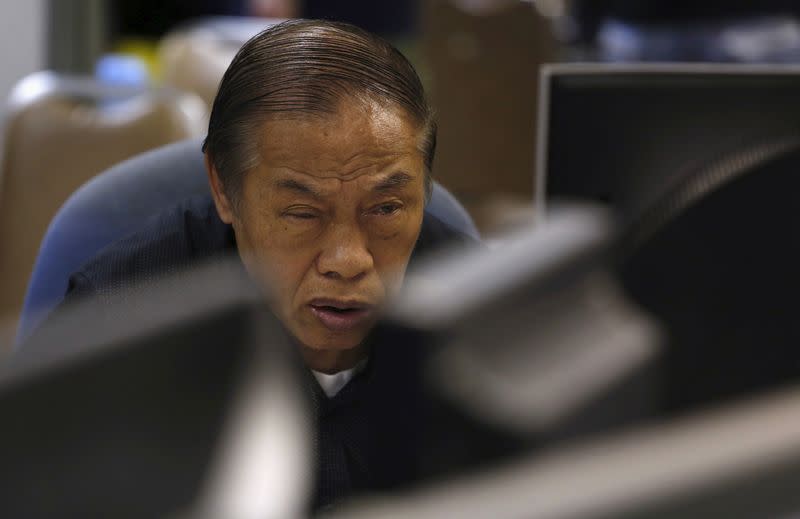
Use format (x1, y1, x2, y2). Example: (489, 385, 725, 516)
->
(539, 64, 800, 416)
(385, 184, 800, 492)
(334, 204, 800, 518)
(0, 261, 310, 519)
(537, 63, 800, 220)
(384, 204, 663, 481)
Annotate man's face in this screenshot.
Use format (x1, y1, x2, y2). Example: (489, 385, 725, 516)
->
(211, 99, 426, 366)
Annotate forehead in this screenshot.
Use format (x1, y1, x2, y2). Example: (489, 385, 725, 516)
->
(255, 98, 424, 186)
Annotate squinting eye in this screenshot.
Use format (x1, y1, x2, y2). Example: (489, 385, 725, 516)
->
(286, 212, 317, 220)
(372, 203, 401, 216)
(282, 207, 320, 221)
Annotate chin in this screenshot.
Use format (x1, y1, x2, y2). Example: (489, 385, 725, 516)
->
(294, 328, 369, 352)
(312, 334, 366, 351)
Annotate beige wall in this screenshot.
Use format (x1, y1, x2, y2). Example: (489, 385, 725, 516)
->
(0, 1, 45, 102)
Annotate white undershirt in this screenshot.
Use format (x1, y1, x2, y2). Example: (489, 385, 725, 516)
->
(311, 359, 368, 398)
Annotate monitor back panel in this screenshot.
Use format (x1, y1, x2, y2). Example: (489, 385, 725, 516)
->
(540, 64, 800, 218)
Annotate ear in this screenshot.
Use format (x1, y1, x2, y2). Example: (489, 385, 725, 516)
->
(205, 153, 235, 224)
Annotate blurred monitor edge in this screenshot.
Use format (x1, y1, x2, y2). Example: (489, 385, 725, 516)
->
(329, 383, 800, 519)
(0, 258, 309, 519)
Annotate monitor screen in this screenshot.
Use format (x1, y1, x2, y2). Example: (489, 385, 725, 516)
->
(539, 64, 800, 220)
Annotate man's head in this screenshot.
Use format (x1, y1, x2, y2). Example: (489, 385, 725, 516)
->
(203, 20, 436, 372)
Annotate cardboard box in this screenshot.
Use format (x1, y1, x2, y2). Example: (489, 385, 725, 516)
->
(423, 0, 557, 229)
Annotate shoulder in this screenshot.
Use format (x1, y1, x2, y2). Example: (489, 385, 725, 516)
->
(68, 195, 235, 298)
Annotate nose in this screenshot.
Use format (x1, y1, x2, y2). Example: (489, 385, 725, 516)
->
(316, 223, 374, 281)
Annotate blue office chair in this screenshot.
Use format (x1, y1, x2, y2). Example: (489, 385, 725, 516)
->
(18, 138, 480, 342)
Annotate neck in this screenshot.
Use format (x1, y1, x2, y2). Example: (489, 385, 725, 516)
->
(301, 343, 369, 374)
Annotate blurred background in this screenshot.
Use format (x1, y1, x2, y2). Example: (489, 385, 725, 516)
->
(3, 0, 800, 349)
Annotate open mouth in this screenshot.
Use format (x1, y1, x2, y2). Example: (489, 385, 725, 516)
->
(308, 299, 375, 332)
(314, 305, 361, 314)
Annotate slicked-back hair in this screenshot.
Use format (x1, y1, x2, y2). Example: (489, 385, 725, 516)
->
(202, 19, 436, 205)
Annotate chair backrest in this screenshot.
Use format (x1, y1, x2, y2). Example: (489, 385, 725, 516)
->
(18, 138, 479, 341)
(0, 71, 208, 322)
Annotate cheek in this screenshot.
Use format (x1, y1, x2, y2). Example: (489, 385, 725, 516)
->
(370, 211, 424, 287)
(232, 214, 316, 304)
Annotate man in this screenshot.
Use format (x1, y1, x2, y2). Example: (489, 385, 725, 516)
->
(59, 20, 476, 509)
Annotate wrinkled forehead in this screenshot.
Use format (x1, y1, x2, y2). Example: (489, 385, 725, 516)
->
(255, 98, 425, 180)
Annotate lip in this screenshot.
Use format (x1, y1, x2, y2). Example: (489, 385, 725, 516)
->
(308, 298, 376, 332)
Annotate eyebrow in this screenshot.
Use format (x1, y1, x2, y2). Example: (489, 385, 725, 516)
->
(274, 171, 414, 198)
(274, 178, 324, 199)
(373, 172, 414, 192)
